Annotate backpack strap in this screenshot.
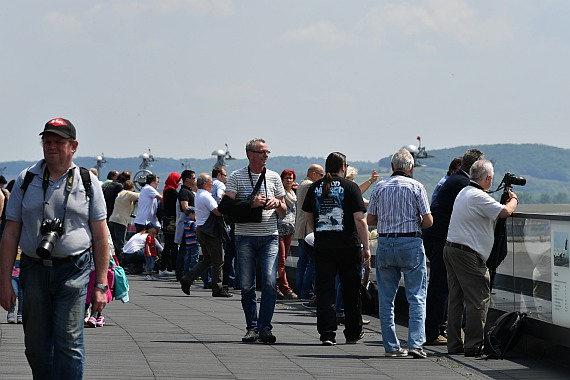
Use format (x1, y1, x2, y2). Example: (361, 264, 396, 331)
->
(21, 167, 92, 198)
(79, 167, 92, 198)
(20, 170, 36, 193)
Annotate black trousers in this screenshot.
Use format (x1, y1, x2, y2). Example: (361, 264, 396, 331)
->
(161, 232, 178, 271)
(314, 245, 363, 342)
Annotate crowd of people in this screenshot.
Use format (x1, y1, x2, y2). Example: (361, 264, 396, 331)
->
(0, 119, 520, 378)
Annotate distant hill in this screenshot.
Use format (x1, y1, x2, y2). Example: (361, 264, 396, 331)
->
(0, 144, 567, 204)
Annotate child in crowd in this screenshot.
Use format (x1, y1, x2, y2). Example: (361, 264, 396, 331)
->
(85, 228, 116, 328)
(143, 223, 160, 281)
(183, 207, 199, 274)
(7, 249, 23, 324)
(122, 224, 163, 275)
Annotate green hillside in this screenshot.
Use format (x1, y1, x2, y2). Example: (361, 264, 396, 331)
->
(0, 144, 567, 204)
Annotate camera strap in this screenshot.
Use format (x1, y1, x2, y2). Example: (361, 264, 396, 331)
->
(42, 167, 75, 231)
(248, 166, 267, 199)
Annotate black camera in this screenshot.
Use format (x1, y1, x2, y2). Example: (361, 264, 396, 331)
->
(503, 173, 526, 187)
(37, 218, 64, 259)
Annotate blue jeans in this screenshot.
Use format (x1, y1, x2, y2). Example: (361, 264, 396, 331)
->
(295, 240, 315, 299)
(10, 277, 23, 316)
(184, 244, 200, 275)
(235, 234, 279, 332)
(376, 237, 427, 351)
(19, 252, 91, 379)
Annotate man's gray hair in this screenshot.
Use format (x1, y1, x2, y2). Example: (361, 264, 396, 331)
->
(196, 173, 211, 189)
(391, 149, 414, 172)
(469, 159, 494, 181)
(245, 138, 266, 152)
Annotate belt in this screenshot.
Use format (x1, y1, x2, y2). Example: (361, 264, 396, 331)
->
(445, 241, 478, 255)
(377, 232, 422, 238)
(24, 251, 88, 267)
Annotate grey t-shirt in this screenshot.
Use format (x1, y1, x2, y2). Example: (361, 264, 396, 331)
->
(6, 160, 107, 258)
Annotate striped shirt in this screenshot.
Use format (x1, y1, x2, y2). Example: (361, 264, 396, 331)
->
(226, 166, 285, 236)
(367, 173, 430, 234)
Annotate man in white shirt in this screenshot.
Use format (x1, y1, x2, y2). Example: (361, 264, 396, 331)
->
(134, 174, 162, 232)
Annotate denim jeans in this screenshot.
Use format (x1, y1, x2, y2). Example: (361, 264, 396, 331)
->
(295, 240, 315, 299)
(376, 237, 427, 351)
(10, 277, 23, 316)
(19, 251, 91, 380)
(235, 234, 279, 332)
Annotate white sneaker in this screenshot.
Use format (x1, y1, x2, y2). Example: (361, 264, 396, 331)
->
(17, 315, 23, 324)
(144, 274, 153, 281)
(7, 313, 15, 324)
(164, 270, 175, 276)
(158, 270, 167, 276)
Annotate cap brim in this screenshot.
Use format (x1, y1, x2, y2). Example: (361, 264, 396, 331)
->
(39, 130, 74, 139)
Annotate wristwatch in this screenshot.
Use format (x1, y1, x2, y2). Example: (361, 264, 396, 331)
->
(94, 283, 109, 292)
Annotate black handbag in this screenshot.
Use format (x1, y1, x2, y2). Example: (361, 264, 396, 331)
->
(200, 212, 230, 242)
(218, 168, 266, 224)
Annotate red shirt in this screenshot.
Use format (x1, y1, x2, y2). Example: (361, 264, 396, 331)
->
(145, 235, 158, 257)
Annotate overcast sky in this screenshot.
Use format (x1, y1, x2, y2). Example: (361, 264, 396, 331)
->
(1, 1, 568, 163)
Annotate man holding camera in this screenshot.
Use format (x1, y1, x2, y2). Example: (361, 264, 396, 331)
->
(443, 159, 518, 357)
(0, 118, 109, 379)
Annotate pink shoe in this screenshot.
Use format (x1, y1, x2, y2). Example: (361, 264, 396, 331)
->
(96, 315, 105, 327)
(86, 316, 97, 328)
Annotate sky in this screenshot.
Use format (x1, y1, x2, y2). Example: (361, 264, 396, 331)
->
(1, 1, 569, 163)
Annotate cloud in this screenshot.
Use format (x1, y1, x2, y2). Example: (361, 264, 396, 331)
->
(43, 5, 104, 36)
(359, 0, 512, 46)
(45, 11, 85, 34)
(280, 21, 355, 51)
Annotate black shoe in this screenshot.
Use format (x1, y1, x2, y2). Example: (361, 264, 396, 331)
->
(213, 289, 233, 298)
(180, 276, 192, 295)
(337, 316, 345, 325)
(346, 331, 365, 344)
(258, 328, 276, 344)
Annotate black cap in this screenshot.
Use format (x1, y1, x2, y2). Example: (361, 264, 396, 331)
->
(40, 118, 77, 139)
(0, 176, 6, 185)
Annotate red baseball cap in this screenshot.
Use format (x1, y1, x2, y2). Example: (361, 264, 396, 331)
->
(40, 118, 77, 140)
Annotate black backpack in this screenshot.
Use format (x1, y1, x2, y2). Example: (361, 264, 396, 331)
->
(482, 311, 527, 359)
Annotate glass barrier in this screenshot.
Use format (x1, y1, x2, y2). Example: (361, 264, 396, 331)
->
(492, 213, 570, 329)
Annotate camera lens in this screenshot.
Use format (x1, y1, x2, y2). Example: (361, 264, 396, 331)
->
(36, 231, 60, 259)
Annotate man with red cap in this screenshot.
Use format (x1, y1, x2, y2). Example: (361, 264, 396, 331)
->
(0, 118, 109, 379)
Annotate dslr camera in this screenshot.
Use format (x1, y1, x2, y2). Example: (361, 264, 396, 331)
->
(502, 173, 526, 187)
(37, 218, 64, 259)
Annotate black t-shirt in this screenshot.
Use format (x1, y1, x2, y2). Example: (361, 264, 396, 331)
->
(302, 174, 366, 250)
(103, 181, 124, 220)
(177, 185, 195, 211)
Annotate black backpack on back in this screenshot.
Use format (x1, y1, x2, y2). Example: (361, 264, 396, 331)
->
(482, 311, 527, 359)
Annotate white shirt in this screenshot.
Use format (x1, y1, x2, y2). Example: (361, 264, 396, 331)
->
(447, 185, 504, 261)
(134, 184, 161, 227)
(195, 189, 218, 226)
